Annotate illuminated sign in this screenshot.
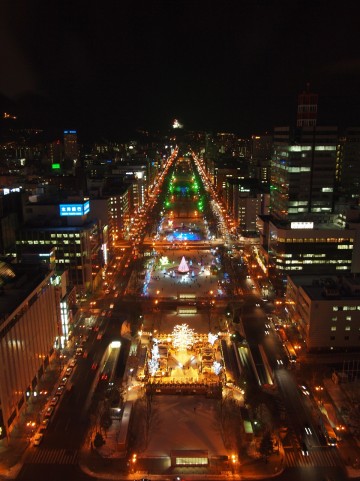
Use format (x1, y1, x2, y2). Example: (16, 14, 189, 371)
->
(290, 222, 314, 229)
(64, 130, 77, 134)
(59, 201, 90, 217)
(52, 163, 61, 170)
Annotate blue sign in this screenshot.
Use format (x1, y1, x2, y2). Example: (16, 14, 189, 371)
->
(64, 130, 77, 134)
(59, 201, 90, 217)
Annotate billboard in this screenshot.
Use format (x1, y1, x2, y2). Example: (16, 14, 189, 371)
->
(59, 201, 90, 217)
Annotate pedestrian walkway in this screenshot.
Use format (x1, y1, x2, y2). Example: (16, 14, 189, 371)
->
(284, 446, 342, 468)
(25, 447, 78, 465)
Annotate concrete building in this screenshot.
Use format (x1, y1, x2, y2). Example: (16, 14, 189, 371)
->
(337, 127, 360, 200)
(17, 196, 102, 295)
(63, 130, 78, 162)
(250, 134, 273, 185)
(225, 179, 263, 234)
(257, 216, 359, 278)
(286, 275, 360, 352)
(0, 262, 58, 440)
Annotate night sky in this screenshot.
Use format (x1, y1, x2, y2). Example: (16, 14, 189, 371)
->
(1, 0, 360, 140)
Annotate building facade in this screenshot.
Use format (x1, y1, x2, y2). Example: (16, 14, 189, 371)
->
(0, 263, 58, 439)
(286, 275, 360, 352)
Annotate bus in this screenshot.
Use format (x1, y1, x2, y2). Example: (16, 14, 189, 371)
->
(319, 415, 337, 447)
(284, 341, 297, 363)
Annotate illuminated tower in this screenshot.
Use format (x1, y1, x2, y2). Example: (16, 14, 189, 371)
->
(296, 84, 318, 127)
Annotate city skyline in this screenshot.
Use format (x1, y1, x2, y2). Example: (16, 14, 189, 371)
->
(1, 1, 360, 140)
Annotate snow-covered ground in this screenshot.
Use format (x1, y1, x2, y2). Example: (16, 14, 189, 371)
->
(143, 395, 228, 458)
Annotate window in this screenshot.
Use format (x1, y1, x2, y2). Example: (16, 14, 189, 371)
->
(345, 326, 351, 331)
(330, 336, 335, 341)
(331, 326, 337, 331)
(344, 336, 349, 341)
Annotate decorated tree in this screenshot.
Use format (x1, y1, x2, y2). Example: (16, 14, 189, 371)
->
(148, 340, 160, 376)
(172, 324, 195, 351)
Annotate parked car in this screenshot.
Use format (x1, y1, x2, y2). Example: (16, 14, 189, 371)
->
(49, 396, 59, 406)
(33, 433, 43, 446)
(44, 406, 54, 418)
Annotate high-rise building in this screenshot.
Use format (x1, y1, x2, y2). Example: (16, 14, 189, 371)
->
(250, 134, 273, 184)
(337, 127, 360, 200)
(270, 126, 338, 221)
(63, 130, 78, 161)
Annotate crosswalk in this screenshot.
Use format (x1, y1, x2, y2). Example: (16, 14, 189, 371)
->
(26, 448, 79, 465)
(285, 447, 342, 468)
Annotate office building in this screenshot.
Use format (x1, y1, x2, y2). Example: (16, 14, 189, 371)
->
(270, 126, 338, 221)
(63, 130, 78, 162)
(0, 263, 58, 439)
(337, 127, 360, 200)
(286, 275, 360, 352)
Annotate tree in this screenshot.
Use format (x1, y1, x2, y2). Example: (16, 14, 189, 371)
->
(259, 431, 273, 462)
(93, 432, 105, 448)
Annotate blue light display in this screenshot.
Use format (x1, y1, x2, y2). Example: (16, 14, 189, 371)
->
(59, 201, 90, 216)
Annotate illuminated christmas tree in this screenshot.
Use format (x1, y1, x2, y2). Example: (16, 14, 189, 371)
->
(172, 324, 195, 351)
(178, 256, 189, 274)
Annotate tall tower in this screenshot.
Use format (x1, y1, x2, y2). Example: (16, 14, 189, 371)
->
(296, 84, 318, 127)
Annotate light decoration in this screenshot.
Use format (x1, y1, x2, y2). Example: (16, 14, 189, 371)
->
(148, 339, 160, 376)
(160, 256, 169, 266)
(208, 333, 218, 345)
(178, 256, 190, 274)
(172, 119, 183, 129)
(213, 361, 222, 376)
(172, 324, 195, 352)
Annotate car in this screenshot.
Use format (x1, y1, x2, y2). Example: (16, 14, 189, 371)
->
(44, 406, 54, 418)
(300, 385, 310, 396)
(75, 348, 83, 357)
(56, 385, 65, 396)
(93, 325, 100, 332)
(65, 367, 73, 376)
(33, 433, 43, 446)
(41, 418, 50, 429)
(69, 359, 77, 368)
(91, 362, 98, 370)
(255, 303, 260, 307)
(49, 396, 59, 406)
(301, 441, 309, 456)
(60, 377, 68, 387)
(304, 423, 312, 435)
(101, 310, 106, 316)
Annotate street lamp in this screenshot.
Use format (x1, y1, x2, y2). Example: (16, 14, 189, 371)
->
(315, 385, 324, 403)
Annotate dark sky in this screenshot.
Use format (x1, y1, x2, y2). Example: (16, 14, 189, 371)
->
(1, 0, 360, 140)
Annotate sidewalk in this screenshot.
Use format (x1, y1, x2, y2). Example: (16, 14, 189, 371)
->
(0, 341, 77, 480)
(78, 428, 285, 480)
